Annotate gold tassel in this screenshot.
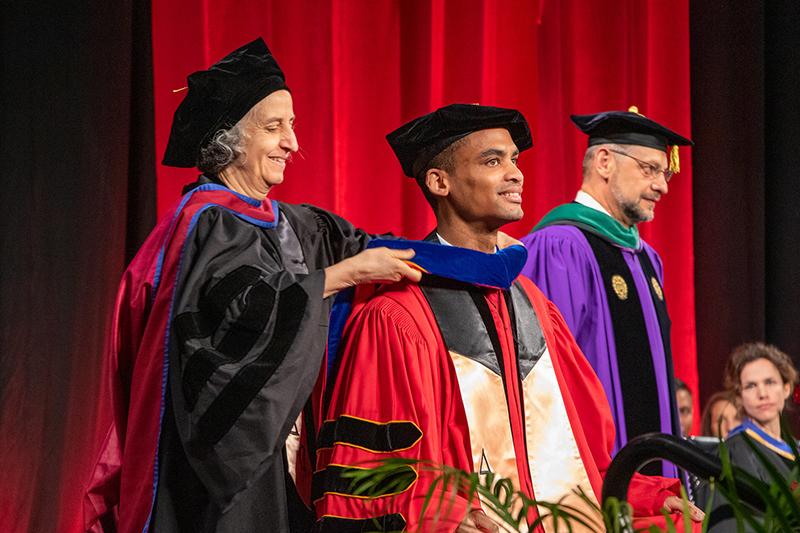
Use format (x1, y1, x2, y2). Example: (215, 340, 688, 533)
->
(669, 145, 680, 174)
(172, 86, 189, 93)
(629, 105, 680, 173)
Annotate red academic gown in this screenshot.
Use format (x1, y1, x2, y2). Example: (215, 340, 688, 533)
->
(310, 239, 697, 532)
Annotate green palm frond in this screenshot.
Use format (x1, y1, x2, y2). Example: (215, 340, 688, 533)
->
(338, 432, 800, 533)
(342, 459, 617, 532)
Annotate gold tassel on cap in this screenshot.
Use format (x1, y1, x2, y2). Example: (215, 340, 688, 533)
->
(628, 105, 681, 174)
(669, 145, 680, 174)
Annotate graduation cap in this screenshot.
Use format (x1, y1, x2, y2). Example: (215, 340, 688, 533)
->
(571, 106, 693, 174)
(386, 103, 533, 178)
(162, 37, 289, 168)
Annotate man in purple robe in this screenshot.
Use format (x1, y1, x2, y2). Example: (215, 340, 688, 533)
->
(519, 107, 692, 477)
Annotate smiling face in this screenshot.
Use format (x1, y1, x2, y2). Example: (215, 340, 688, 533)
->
(436, 128, 524, 229)
(739, 357, 791, 429)
(608, 145, 669, 225)
(223, 89, 298, 197)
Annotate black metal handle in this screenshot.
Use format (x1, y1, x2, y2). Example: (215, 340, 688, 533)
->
(602, 433, 767, 512)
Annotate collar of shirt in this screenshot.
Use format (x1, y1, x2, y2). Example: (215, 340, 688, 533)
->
(436, 232, 498, 253)
(574, 190, 612, 217)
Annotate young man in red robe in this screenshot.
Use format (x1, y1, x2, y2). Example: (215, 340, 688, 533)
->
(310, 104, 703, 532)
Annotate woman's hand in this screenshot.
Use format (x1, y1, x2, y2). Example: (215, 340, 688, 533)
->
(662, 495, 705, 522)
(323, 247, 423, 298)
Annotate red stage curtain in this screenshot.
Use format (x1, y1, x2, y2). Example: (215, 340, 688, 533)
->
(152, 0, 698, 429)
(0, 3, 699, 532)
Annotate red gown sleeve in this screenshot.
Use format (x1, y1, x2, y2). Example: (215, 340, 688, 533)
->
(313, 287, 473, 532)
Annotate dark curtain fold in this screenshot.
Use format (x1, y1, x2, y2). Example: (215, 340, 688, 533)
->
(764, 1, 800, 361)
(690, 1, 766, 406)
(127, 0, 157, 262)
(0, 1, 155, 531)
(692, 0, 800, 415)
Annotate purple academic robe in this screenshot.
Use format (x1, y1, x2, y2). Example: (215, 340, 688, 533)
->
(520, 224, 679, 478)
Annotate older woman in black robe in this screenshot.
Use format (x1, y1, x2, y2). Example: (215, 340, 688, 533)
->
(83, 38, 420, 533)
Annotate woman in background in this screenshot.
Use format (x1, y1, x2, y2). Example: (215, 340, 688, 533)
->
(708, 342, 798, 532)
(723, 342, 796, 469)
(700, 390, 741, 439)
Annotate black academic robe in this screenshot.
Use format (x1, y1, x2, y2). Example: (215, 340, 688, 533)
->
(706, 422, 796, 533)
(83, 177, 369, 533)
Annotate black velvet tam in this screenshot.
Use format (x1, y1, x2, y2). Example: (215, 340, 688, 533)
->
(162, 37, 289, 168)
(386, 104, 533, 178)
(571, 109, 693, 153)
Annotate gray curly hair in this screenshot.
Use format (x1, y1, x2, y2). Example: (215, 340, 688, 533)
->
(197, 124, 248, 174)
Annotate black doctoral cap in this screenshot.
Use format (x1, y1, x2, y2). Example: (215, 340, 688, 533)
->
(386, 103, 533, 178)
(162, 37, 289, 168)
(571, 106, 693, 173)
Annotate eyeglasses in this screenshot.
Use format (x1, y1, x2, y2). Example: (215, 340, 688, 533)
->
(608, 149, 674, 183)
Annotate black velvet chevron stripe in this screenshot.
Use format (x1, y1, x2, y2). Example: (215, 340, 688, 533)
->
(215, 280, 276, 359)
(194, 282, 308, 448)
(173, 265, 264, 344)
(181, 347, 226, 411)
(177, 276, 276, 412)
(312, 465, 416, 503)
(173, 309, 212, 345)
(203, 265, 263, 317)
(317, 416, 422, 452)
(313, 513, 407, 532)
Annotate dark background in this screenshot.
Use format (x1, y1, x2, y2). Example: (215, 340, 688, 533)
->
(1, 0, 798, 530)
(0, 0, 155, 530)
(690, 0, 800, 407)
